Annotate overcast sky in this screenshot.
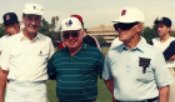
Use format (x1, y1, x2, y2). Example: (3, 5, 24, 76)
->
(0, 0, 175, 28)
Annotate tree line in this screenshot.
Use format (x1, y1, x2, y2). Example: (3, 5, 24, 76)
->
(0, 17, 175, 46)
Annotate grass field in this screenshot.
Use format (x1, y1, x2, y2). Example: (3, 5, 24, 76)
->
(46, 47, 111, 102)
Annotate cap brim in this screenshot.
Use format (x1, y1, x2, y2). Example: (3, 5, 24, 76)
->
(60, 29, 81, 32)
(4, 21, 19, 26)
(112, 20, 136, 24)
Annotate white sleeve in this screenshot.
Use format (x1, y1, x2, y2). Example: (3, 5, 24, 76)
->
(0, 39, 11, 71)
(49, 39, 55, 58)
(102, 54, 113, 80)
(154, 51, 173, 87)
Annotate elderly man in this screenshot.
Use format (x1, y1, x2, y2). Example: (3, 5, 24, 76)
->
(48, 17, 104, 102)
(102, 7, 173, 102)
(0, 3, 54, 102)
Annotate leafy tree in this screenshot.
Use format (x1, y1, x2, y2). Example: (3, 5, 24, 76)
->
(39, 17, 60, 47)
(142, 26, 157, 45)
(96, 35, 109, 46)
(0, 25, 5, 37)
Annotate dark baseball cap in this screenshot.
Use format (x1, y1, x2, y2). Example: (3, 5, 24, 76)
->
(3, 12, 19, 26)
(154, 17, 172, 27)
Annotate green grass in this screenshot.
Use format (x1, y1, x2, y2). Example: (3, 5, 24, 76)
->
(47, 46, 111, 102)
(47, 79, 112, 102)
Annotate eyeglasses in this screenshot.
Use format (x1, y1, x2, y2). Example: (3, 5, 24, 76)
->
(63, 31, 79, 39)
(114, 22, 139, 31)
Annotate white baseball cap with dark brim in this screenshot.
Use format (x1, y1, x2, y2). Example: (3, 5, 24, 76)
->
(23, 3, 43, 16)
(112, 7, 145, 24)
(60, 17, 83, 32)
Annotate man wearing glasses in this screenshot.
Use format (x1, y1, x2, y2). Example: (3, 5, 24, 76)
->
(48, 17, 104, 102)
(102, 7, 172, 102)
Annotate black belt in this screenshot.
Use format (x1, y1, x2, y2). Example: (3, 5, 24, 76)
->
(116, 97, 158, 102)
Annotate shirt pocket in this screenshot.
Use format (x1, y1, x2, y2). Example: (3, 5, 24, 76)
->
(136, 67, 155, 83)
(34, 50, 50, 61)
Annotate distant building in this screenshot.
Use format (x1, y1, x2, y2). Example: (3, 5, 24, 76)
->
(87, 25, 117, 44)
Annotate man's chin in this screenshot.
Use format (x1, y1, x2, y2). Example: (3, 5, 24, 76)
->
(27, 28, 38, 33)
(68, 46, 76, 49)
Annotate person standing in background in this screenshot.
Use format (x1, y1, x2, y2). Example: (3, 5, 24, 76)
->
(153, 17, 175, 68)
(0, 12, 20, 54)
(3, 12, 20, 36)
(153, 17, 175, 102)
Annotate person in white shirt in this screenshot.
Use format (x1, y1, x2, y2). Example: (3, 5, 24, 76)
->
(152, 17, 175, 102)
(152, 17, 175, 69)
(0, 12, 20, 55)
(0, 3, 54, 102)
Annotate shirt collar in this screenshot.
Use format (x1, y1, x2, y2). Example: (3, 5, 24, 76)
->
(117, 38, 146, 53)
(20, 32, 41, 42)
(64, 44, 87, 54)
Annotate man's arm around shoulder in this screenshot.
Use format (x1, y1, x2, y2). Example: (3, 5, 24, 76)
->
(0, 68, 8, 102)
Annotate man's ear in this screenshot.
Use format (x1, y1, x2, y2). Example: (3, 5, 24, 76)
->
(135, 23, 143, 32)
(79, 29, 86, 36)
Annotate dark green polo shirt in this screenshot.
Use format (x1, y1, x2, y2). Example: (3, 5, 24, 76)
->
(48, 44, 104, 102)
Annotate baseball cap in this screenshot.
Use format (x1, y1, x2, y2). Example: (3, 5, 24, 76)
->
(3, 12, 19, 26)
(60, 17, 83, 31)
(154, 17, 172, 27)
(70, 14, 84, 27)
(112, 7, 145, 24)
(23, 3, 43, 16)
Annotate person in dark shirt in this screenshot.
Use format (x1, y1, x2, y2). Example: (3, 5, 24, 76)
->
(48, 17, 104, 102)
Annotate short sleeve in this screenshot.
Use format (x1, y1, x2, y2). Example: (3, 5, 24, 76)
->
(154, 51, 173, 87)
(0, 38, 11, 71)
(102, 54, 113, 80)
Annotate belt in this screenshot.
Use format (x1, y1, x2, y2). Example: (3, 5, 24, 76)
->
(116, 97, 158, 102)
(8, 79, 46, 86)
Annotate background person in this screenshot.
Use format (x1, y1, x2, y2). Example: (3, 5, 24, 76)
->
(3, 12, 20, 35)
(0, 12, 20, 54)
(153, 17, 175, 67)
(0, 3, 54, 102)
(102, 7, 173, 102)
(153, 16, 175, 102)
